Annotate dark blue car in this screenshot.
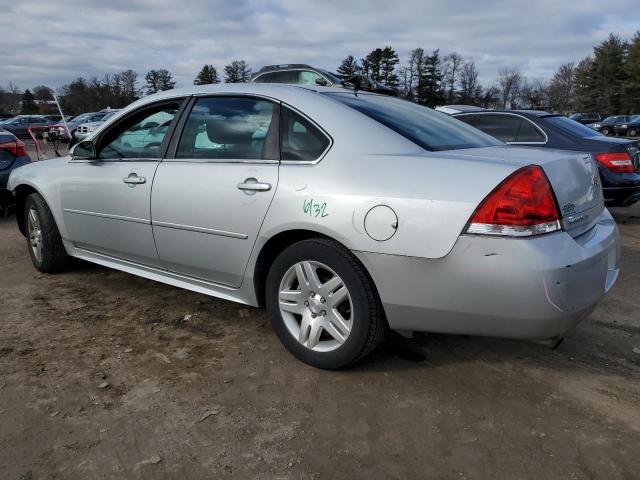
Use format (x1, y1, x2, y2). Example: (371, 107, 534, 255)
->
(453, 110, 640, 207)
(0, 128, 31, 210)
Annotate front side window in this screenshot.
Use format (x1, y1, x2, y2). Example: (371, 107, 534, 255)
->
(176, 97, 275, 160)
(326, 93, 501, 151)
(98, 102, 180, 160)
(281, 107, 330, 161)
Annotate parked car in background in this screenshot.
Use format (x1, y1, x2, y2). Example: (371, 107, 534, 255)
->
(74, 110, 121, 142)
(613, 115, 640, 137)
(53, 110, 115, 146)
(8, 84, 619, 368)
(252, 64, 395, 95)
(453, 110, 640, 207)
(569, 112, 605, 125)
(0, 115, 54, 138)
(0, 128, 31, 210)
(587, 115, 631, 135)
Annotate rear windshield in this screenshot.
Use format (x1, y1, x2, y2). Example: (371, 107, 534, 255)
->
(324, 92, 502, 151)
(546, 116, 601, 138)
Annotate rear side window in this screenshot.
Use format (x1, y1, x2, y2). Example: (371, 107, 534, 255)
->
(326, 93, 501, 151)
(545, 116, 601, 138)
(176, 97, 276, 160)
(475, 114, 521, 142)
(281, 107, 330, 161)
(256, 71, 298, 84)
(515, 119, 545, 142)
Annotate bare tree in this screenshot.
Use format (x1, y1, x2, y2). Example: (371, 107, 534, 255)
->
(498, 67, 522, 109)
(548, 62, 576, 112)
(458, 61, 481, 104)
(443, 52, 463, 103)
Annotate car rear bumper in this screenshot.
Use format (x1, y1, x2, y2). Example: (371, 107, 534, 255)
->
(355, 209, 619, 340)
(603, 185, 640, 207)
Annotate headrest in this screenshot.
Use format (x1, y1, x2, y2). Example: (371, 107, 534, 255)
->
(206, 117, 254, 144)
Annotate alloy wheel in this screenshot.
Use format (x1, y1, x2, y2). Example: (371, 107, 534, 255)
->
(278, 260, 353, 352)
(27, 207, 43, 263)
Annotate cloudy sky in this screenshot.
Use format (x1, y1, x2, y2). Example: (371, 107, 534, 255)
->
(1, 0, 639, 92)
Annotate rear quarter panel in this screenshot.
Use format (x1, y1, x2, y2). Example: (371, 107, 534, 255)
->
(260, 145, 519, 259)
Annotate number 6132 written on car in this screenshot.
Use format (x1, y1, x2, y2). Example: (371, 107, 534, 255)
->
(303, 198, 329, 218)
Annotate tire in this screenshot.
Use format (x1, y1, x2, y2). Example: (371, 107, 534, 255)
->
(601, 127, 610, 135)
(266, 238, 387, 369)
(629, 128, 638, 137)
(24, 193, 73, 273)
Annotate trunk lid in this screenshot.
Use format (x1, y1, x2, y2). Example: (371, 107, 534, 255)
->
(448, 146, 604, 237)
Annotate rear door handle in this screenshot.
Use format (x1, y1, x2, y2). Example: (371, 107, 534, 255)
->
(123, 173, 146, 187)
(237, 178, 271, 192)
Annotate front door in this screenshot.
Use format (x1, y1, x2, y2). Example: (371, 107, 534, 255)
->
(151, 96, 279, 287)
(61, 100, 184, 267)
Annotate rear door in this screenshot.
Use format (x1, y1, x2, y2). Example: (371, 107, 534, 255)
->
(151, 95, 280, 287)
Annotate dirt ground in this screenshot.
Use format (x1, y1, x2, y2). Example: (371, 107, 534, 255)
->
(1, 173, 640, 478)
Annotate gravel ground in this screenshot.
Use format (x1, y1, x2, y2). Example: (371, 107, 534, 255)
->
(0, 149, 639, 479)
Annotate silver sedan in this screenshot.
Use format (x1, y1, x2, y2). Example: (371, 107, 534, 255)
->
(8, 84, 619, 368)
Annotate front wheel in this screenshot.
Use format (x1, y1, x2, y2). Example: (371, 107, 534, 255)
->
(601, 127, 610, 135)
(629, 128, 639, 137)
(266, 238, 387, 369)
(24, 193, 73, 273)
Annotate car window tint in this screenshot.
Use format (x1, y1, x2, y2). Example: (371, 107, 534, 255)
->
(177, 97, 275, 160)
(269, 71, 298, 84)
(98, 103, 180, 160)
(475, 114, 521, 142)
(515, 119, 545, 142)
(281, 107, 329, 161)
(455, 114, 482, 127)
(326, 93, 501, 151)
(298, 71, 324, 85)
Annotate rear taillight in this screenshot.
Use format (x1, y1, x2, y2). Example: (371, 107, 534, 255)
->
(465, 165, 561, 237)
(0, 140, 27, 157)
(594, 152, 634, 173)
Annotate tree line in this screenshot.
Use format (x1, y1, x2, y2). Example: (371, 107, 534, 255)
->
(2, 30, 639, 116)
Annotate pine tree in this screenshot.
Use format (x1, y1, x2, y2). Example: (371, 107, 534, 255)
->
(224, 60, 251, 83)
(417, 50, 445, 107)
(21, 89, 38, 114)
(622, 31, 640, 112)
(194, 64, 220, 85)
(145, 69, 175, 95)
(336, 55, 360, 79)
(590, 34, 627, 114)
(380, 46, 399, 88)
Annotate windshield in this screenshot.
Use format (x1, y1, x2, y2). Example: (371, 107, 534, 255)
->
(72, 114, 93, 123)
(325, 92, 502, 151)
(102, 112, 118, 121)
(604, 116, 622, 122)
(545, 116, 602, 137)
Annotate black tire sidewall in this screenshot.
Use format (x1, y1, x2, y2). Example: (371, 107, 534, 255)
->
(266, 240, 375, 369)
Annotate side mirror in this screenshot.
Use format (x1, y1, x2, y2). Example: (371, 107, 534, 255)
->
(71, 140, 97, 160)
(315, 78, 329, 86)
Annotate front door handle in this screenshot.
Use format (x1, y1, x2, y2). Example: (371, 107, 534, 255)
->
(237, 178, 271, 193)
(123, 173, 146, 187)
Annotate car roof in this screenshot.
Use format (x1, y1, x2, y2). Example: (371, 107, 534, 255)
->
(436, 105, 486, 114)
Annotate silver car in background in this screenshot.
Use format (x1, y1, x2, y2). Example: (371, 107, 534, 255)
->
(8, 84, 619, 368)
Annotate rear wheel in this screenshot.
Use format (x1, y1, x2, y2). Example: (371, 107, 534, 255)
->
(24, 193, 72, 273)
(266, 238, 387, 369)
